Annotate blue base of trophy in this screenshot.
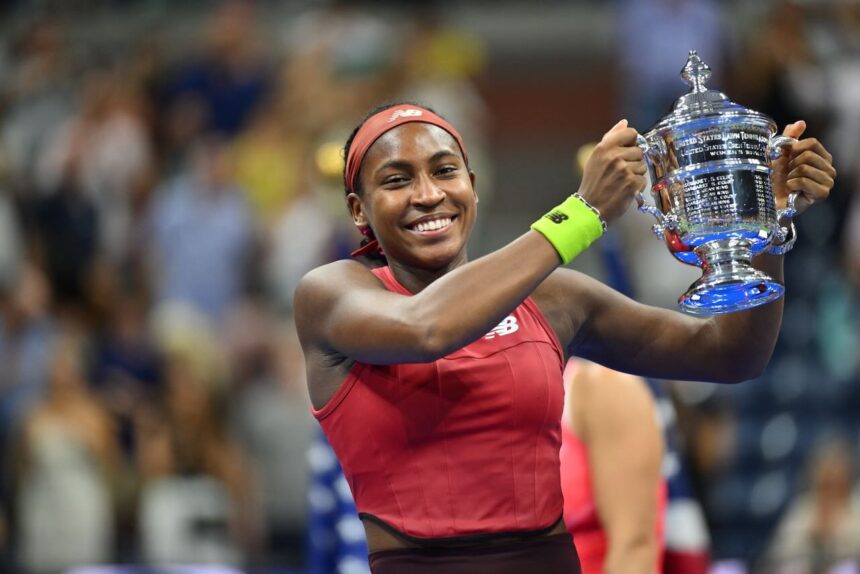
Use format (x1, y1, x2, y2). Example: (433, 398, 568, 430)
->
(678, 239, 785, 315)
(680, 277, 784, 315)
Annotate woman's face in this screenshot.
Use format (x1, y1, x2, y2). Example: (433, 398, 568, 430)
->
(348, 122, 477, 270)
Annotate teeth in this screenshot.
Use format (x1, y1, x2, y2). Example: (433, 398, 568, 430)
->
(415, 217, 452, 232)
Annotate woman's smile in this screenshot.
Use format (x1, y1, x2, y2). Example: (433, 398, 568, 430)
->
(405, 214, 458, 236)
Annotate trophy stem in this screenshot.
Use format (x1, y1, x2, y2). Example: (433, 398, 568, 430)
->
(679, 239, 784, 315)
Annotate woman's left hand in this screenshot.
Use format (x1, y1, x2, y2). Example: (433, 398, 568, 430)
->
(772, 120, 836, 215)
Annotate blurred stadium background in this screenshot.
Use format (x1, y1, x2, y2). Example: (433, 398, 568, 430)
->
(0, 0, 858, 573)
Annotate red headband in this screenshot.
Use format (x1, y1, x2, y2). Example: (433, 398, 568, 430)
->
(344, 104, 469, 195)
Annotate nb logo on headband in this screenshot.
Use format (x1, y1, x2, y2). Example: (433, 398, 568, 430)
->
(388, 109, 424, 122)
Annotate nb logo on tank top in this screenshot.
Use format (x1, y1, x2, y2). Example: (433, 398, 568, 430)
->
(388, 109, 424, 122)
(484, 315, 519, 339)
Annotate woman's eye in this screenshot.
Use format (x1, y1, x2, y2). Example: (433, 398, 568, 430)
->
(383, 175, 409, 185)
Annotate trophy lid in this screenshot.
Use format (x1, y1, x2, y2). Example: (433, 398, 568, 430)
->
(649, 50, 775, 133)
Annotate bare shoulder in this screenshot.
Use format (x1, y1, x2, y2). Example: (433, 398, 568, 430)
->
(294, 259, 382, 305)
(295, 258, 380, 294)
(293, 259, 383, 343)
(575, 362, 656, 433)
(576, 362, 651, 402)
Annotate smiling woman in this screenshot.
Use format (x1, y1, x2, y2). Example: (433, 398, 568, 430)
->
(293, 102, 835, 574)
(343, 104, 476, 271)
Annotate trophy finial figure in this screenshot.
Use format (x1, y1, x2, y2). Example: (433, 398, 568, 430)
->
(681, 50, 711, 93)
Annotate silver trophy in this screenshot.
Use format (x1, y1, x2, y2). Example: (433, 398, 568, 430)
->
(637, 50, 798, 315)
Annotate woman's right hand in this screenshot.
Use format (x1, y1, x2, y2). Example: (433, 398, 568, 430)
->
(577, 119, 647, 226)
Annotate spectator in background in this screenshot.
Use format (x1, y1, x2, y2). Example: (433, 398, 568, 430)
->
(89, 290, 164, 558)
(26, 129, 100, 317)
(0, 262, 56, 569)
(764, 438, 860, 572)
(281, 0, 406, 134)
(35, 65, 153, 268)
(156, 92, 211, 178)
(731, 1, 852, 261)
(803, 2, 860, 184)
(231, 100, 306, 231)
(15, 332, 119, 574)
(560, 359, 665, 574)
(618, 0, 727, 129)
(91, 292, 163, 459)
(147, 136, 254, 324)
(731, 1, 819, 137)
(0, 19, 75, 194)
(0, 262, 57, 438)
(163, 0, 271, 138)
(136, 306, 259, 567)
(228, 308, 315, 569)
(817, 187, 860, 383)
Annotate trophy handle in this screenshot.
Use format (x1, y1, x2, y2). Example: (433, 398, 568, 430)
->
(773, 192, 798, 244)
(767, 134, 800, 242)
(767, 134, 797, 162)
(635, 134, 677, 238)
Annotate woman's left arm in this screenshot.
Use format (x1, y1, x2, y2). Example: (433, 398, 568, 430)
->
(560, 262, 782, 383)
(552, 123, 835, 383)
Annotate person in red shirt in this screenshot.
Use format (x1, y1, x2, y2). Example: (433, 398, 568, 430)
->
(294, 102, 835, 573)
(561, 359, 666, 574)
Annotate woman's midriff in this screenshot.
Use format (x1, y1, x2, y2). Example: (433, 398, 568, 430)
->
(362, 517, 569, 552)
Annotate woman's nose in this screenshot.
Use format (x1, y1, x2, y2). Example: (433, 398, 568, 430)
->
(412, 174, 445, 206)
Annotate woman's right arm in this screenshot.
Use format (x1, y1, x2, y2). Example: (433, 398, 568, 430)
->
(294, 232, 561, 365)
(294, 123, 645, 365)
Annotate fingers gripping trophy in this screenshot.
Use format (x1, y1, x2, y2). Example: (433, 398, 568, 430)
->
(635, 51, 835, 315)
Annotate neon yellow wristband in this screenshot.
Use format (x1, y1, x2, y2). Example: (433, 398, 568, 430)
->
(530, 194, 605, 264)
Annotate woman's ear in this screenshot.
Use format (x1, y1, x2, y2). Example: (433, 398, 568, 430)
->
(469, 170, 478, 204)
(346, 192, 368, 227)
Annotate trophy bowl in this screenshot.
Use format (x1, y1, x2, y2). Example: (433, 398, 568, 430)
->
(637, 50, 797, 315)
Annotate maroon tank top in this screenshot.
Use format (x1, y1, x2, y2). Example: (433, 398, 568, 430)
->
(313, 266, 566, 542)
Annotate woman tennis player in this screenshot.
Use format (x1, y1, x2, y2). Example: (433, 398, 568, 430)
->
(294, 103, 835, 573)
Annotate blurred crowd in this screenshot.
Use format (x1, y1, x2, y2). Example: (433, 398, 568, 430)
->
(0, 1, 492, 572)
(0, 0, 857, 573)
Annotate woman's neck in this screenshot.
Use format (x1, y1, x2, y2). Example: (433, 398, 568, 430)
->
(387, 252, 469, 294)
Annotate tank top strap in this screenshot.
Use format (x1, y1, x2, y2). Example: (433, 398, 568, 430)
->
(520, 296, 565, 367)
(371, 266, 413, 296)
